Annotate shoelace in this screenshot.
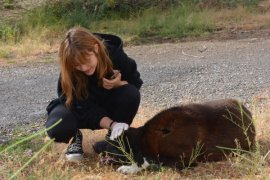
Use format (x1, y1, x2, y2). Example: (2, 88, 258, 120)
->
(67, 133, 82, 152)
(67, 142, 82, 152)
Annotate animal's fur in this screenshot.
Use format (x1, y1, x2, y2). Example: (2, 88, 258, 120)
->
(105, 99, 256, 172)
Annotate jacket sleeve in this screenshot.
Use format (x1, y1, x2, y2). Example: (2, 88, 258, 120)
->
(57, 73, 67, 103)
(112, 51, 143, 89)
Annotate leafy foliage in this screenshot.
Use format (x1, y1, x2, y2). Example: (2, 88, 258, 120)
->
(0, 23, 21, 43)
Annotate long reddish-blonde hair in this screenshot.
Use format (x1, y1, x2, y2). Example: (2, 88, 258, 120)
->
(59, 27, 113, 108)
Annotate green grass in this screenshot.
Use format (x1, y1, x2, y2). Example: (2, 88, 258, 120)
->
(65, 5, 216, 41)
(22, 2, 215, 37)
(138, 6, 215, 38)
(0, 23, 21, 43)
(0, 0, 268, 61)
(0, 135, 46, 179)
(0, 119, 62, 179)
(0, 2, 215, 60)
(0, 0, 260, 44)
(0, 49, 10, 59)
(3, 0, 16, 9)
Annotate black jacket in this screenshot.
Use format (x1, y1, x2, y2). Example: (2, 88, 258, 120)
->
(47, 33, 143, 129)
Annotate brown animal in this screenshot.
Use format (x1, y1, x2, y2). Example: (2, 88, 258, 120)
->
(103, 99, 256, 174)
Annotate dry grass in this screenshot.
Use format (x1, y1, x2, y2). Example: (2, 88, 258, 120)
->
(214, 5, 270, 31)
(0, 34, 59, 66)
(252, 90, 270, 161)
(1, 92, 270, 179)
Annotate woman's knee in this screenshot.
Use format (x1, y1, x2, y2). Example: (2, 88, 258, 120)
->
(108, 85, 141, 124)
(113, 84, 141, 105)
(46, 104, 78, 143)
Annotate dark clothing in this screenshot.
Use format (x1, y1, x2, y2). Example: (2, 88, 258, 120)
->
(46, 84, 140, 143)
(47, 33, 143, 122)
(46, 33, 142, 143)
(94, 33, 142, 89)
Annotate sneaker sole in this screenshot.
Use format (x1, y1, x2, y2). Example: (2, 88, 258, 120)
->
(66, 154, 84, 161)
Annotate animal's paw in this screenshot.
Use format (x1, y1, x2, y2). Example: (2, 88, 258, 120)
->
(117, 164, 141, 174)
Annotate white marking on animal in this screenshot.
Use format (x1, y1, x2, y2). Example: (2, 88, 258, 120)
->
(117, 158, 150, 174)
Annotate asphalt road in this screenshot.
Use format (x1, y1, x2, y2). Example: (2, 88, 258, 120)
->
(1, 37, 270, 138)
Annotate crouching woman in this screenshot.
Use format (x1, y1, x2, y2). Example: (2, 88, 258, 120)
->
(45, 27, 143, 161)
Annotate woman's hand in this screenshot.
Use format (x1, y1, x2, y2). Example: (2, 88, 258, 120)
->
(102, 70, 128, 90)
(110, 122, 129, 140)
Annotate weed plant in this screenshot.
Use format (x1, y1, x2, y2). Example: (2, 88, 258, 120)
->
(0, 119, 62, 179)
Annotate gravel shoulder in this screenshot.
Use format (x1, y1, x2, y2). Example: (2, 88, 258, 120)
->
(1, 37, 270, 140)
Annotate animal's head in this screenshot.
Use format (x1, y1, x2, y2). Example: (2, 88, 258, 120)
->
(102, 126, 145, 164)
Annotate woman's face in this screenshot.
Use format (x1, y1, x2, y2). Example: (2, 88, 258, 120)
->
(75, 51, 98, 76)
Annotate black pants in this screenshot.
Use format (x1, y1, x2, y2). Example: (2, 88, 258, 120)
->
(45, 84, 140, 143)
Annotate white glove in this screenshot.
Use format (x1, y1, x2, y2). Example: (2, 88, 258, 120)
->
(109, 122, 129, 140)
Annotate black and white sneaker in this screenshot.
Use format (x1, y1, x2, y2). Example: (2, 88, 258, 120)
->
(65, 130, 84, 161)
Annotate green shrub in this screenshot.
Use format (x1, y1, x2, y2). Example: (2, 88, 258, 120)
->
(3, 0, 15, 9)
(0, 23, 21, 43)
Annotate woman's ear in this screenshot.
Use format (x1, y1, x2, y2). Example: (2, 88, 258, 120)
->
(94, 44, 99, 53)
